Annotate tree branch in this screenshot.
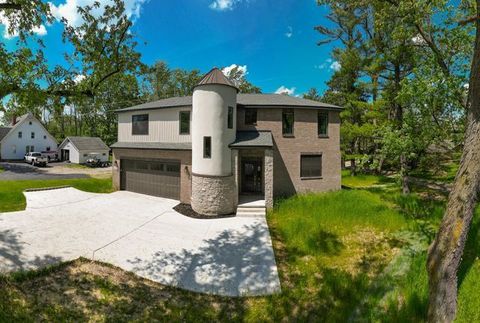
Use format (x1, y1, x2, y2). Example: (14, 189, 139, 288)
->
(0, 3, 22, 10)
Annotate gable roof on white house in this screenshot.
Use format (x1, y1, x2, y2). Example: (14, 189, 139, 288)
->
(0, 113, 57, 145)
(59, 136, 109, 152)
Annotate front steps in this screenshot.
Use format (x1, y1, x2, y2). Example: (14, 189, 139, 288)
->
(236, 195, 266, 217)
(236, 206, 266, 217)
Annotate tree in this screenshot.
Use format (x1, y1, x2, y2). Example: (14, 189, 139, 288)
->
(145, 61, 202, 99)
(221, 65, 261, 93)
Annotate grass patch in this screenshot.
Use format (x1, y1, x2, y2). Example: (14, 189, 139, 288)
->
(341, 170, 394, 188)
(1, 177, 479, 321)
(0, 178, 114, 212)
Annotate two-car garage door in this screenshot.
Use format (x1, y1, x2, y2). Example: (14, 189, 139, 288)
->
(121, 159, 181, 199)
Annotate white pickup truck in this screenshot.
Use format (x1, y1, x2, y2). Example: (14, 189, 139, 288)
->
(24, 152, 48, 167)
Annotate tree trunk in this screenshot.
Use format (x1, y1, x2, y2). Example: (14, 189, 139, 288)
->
(351, 158, 357, 176)
(400, 153, 410, 194)
(427, 5, 480, 321)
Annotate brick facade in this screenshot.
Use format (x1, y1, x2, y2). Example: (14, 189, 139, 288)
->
(237, 107, 341, 197)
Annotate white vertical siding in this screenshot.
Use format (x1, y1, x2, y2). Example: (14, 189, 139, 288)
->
(0, 116, 58, 160)
(118, 107, 192, 143)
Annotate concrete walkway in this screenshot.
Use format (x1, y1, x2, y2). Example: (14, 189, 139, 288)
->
(0, 188, 281, 296)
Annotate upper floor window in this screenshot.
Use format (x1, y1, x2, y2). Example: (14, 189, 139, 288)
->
(29, 121, 32, 125)
(46, 146, 51, 151)
(179, 111, 190, 134)
(31, 132, 35, 139)
(18, 131, 22, 138)
(282, 109, 294, 136)
(301, 154, 322, 178)
(245, 108, 257, 125)
(318, 112, 329, 137)
(203, 136, 211, 159)
(43, 135, 47, 139)
(132, 114, 149, 135)
(228, 106, 234, 129)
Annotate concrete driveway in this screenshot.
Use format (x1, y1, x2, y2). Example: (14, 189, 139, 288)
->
(0, 188, 280, 296)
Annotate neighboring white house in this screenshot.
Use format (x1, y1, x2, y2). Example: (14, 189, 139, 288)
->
(0, 113, 58, 160)
(58, 136, 109, 164)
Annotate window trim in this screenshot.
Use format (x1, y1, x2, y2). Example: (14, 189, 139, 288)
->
(282, 108, 295, 137)
(318, 111, 329, 138)
(244, 108, 257, 126)
(179, 111, 191, 135)
(132, 114, 149, 135)
(203, 136, 211, 159)
(300, 153, 323, 180)
(228, 106, 234, 129)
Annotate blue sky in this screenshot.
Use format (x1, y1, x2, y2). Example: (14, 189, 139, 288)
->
(1, 0, 340, 96)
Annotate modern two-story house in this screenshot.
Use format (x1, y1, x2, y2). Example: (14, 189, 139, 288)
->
(111, 68, 341, 216)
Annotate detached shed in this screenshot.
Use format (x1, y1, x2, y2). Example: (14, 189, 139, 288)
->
(59, 136, 109, 164)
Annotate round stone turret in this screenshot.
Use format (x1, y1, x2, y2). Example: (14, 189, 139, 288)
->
(191, 68, 238, 216)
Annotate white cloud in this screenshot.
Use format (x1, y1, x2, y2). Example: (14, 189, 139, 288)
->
(222, 64, 248, 77)
(411, 34, 426, 45)
(73, 74, 86, 83)
(330, 60, 341, 71)
(49, 0, 147, 27)
(210, 0, 248, 11)
(315, 58, 341, 71)
(285, 26, 293, 38)
(275, 86, 296, 96)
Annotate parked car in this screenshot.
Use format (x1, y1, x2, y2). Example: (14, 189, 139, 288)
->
(24, 152, 48, 167)
(85, 154, 110, 168)
(41, 151, 59, 162)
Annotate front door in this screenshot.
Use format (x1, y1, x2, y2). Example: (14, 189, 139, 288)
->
(242, 158, 263, 193)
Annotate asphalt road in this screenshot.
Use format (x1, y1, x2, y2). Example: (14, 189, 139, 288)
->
(0, 162, 89, 181)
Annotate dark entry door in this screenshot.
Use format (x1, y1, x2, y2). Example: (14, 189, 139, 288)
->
(121, 159, 181, 199)
(242, 158, 263, 193)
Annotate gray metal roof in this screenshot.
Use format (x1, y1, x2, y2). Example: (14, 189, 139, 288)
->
(0, 127, 12, 142)
(115, 96, 192, 112)
(60, 136, 109, 151)
(238, 94, 341, 109)
(111, 141, 192, 150)
(230, 131, 273, 148)
(196, 67, 238, 91)
(116, 94, 341, 113)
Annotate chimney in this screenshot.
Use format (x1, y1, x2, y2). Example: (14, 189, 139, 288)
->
(12, 115, 17, 126)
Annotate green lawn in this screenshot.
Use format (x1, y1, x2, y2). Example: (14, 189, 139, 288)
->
(341, 169, 395, 188)
(0, 173, 478, 321)
(0, 178, 114, 212)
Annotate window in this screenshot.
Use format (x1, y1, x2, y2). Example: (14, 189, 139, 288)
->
(132, 114, 149, 135)
(29, 121, 32, 125)
(25, 145, 34, 153)
(318, 112, 329, 137)
(102, 153, 106, 156)
(245, 108, 257, 125)
(166, 163, 180, 173)
(31, 132, 35, 139)
(301, 154, 322, 178)
(282, 109, 294, 136)
(179, 111, 190, 134)
(43, 135, 47, 139)
(228, 106, 234, 129)
(12, 145, 16, 154)
(203, 136, 211, 159)
(83, 154, 88, 157)
(18, 131, 22, 138)
(46, 146, 51, 151)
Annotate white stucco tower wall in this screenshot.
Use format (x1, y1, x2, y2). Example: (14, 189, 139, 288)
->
(191, 68, 238, 216)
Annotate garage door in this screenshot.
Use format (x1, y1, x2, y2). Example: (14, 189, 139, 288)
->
(121, 159, 181, 199)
